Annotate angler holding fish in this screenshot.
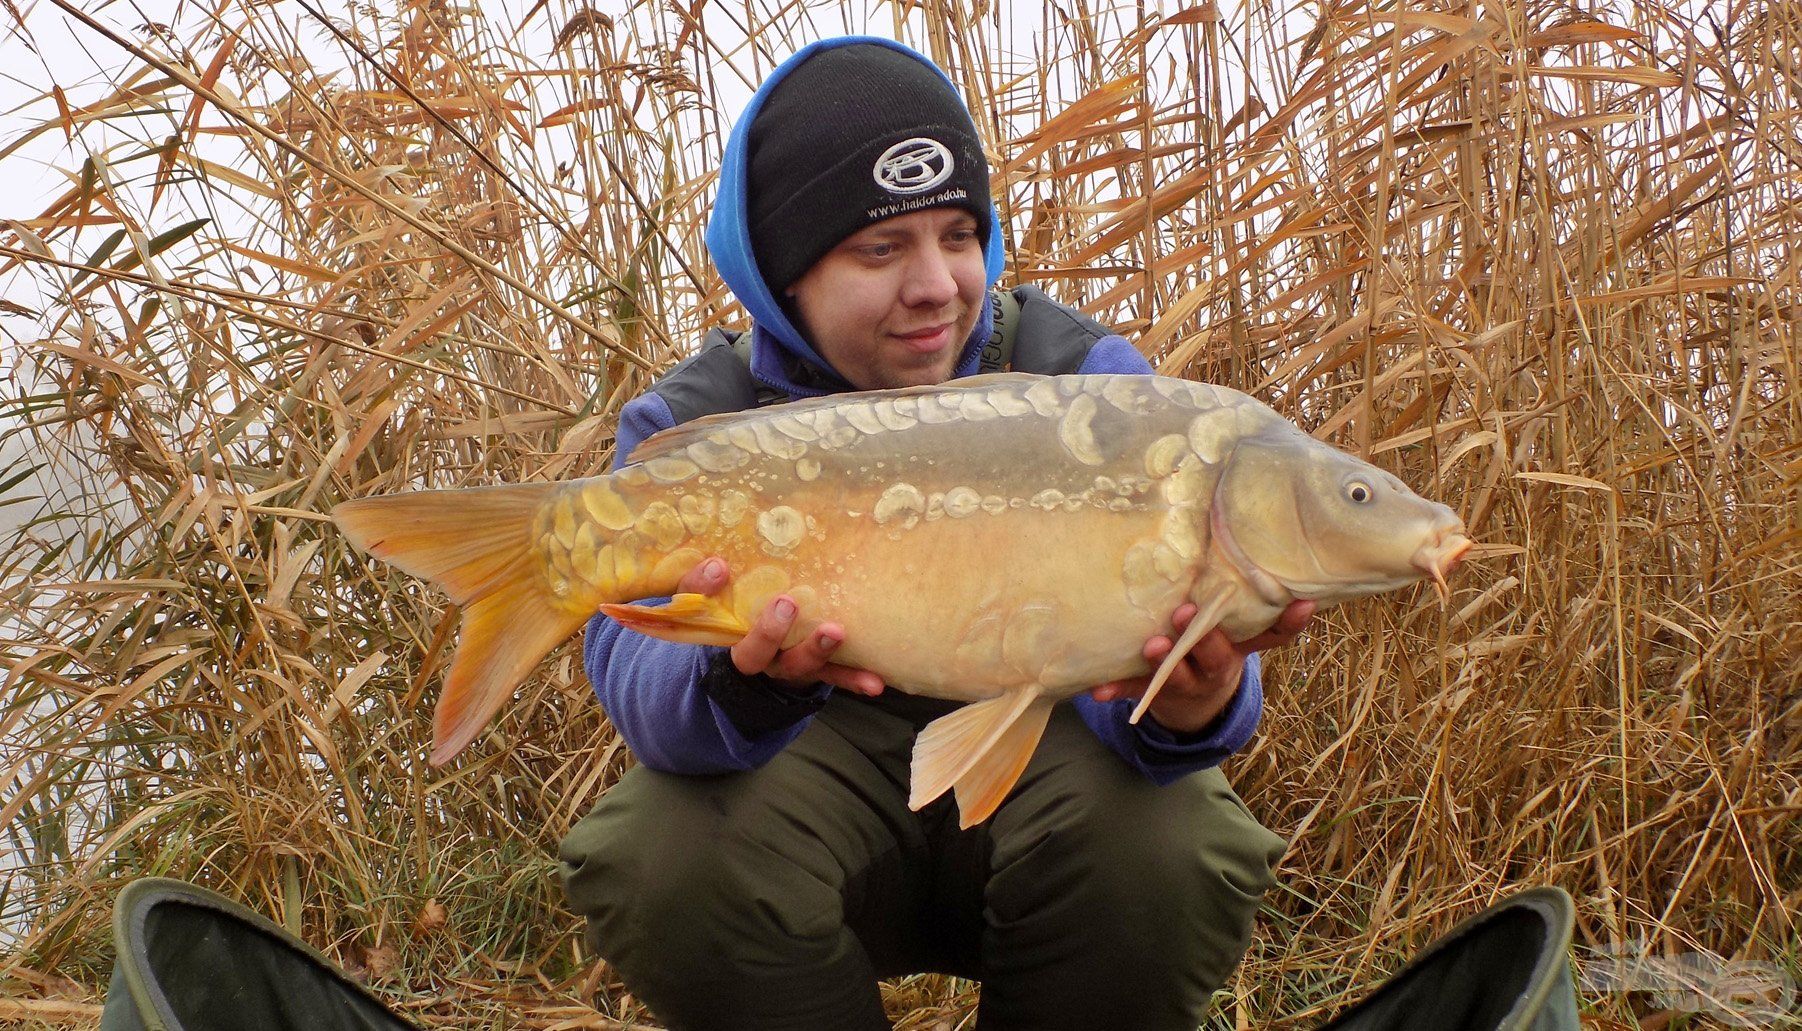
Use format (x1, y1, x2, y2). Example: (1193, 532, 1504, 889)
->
(335, 38, 1468, 1031)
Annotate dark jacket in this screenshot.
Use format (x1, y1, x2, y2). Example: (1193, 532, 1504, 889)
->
(581, 37, 1264, 780)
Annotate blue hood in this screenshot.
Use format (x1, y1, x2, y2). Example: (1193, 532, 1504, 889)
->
(704, 36, 1006, 398)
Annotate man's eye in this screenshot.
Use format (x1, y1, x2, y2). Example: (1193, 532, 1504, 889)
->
(862, 244, 896, 259)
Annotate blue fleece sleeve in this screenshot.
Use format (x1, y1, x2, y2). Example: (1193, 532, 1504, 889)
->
(1071, 655, 1264, 785)
(582, 392, 824, 774)
(1073, 333, 1160, 376)
(1069, 336, 1269, 780)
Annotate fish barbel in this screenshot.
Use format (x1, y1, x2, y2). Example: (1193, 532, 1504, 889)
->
(333, 373, 1471, 827)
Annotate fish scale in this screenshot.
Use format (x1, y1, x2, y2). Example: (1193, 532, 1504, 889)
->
(534, 374, 1229, 682)
(333, 372, 1471, 827)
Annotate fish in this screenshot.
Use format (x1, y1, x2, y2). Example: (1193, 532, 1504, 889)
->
(332, 372, 1471, 827)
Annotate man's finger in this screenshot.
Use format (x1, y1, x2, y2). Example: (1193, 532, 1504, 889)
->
(1236, 627, 1293, 653)
(732, 595, 797, 675)
(767, 623, 845, 681)
(1142, 634, 1173, 663)
(817, 664, 885, 697)
(1235, 601, 1317, 654)
(1170, 601, 1199, 633)
(1091, 677, 1147, 703)
(1190, 628, 1238, 670)
(675, 556, 729, 596)
(1276, 599, 1317, 633)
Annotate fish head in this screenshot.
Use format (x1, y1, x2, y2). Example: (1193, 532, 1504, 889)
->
(1213, 431, 1472, 606)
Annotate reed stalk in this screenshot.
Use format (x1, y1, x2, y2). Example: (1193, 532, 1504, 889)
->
(2, 0, 1795, 1026)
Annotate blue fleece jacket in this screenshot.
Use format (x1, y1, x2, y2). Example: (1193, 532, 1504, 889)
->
(582, 36, 1264, 783)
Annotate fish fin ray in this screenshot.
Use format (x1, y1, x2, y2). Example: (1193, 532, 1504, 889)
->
(431, 577, 589, 765)
(909, 688, 1041, 813)
(333, 483, 554, 605)
(598, 593, 750, 646)
(1129, 587, 1239, 725)
(951, 695, 1055, 828)
(624, 373, 1052, 463)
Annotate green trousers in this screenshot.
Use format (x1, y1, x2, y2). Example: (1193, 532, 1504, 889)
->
(559, 692, 1284, 1031)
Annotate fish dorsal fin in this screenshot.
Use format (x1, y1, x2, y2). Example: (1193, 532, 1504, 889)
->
(623, 373, 1053, 465)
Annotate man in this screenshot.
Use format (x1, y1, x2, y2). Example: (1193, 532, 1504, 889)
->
(559, 36, 1313, 1031)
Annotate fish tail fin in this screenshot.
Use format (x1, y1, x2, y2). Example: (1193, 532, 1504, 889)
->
(333, 483, 587, 764)
(429, 577, 588, 764)
(333, 484, 555, 604)
(909, 688, 1048, 825)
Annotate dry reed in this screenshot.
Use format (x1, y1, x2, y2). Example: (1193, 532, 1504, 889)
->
(1, 0, 1796, 1028)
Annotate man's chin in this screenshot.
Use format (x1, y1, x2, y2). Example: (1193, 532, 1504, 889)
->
(891, 355, 963, 389)
(857, 348, 955, 390)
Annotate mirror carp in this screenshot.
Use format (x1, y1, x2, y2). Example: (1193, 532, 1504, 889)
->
(334, 373, 1471, 827)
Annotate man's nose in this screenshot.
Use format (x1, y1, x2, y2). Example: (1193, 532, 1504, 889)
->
(899, 244, 960, 307)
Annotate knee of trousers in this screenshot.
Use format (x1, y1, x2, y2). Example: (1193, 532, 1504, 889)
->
(559, 772, 852, 975)
(987, 766, 1285, 984)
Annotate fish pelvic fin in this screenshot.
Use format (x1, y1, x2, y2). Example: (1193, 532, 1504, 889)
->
(599, 593, 751, 646)
(952, 695, 1056, 829)
(332, 483, 589, 765)
(909, 688, 1048, 824)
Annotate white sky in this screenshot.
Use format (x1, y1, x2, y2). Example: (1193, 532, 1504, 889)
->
(0, 0, 1090, 219)
(0, 0, 1150, 548)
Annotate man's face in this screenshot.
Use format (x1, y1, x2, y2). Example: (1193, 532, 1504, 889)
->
(785, 207, 987, 391)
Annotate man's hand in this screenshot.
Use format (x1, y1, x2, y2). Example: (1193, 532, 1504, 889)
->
(1089, 600, 1316, 734)
(677, 557, 885, 697)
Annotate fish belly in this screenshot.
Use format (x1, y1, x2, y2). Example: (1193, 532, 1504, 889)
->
(818, 504, 1188, 701)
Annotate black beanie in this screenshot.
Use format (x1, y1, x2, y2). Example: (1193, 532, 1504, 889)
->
(747, 43, 992, 296)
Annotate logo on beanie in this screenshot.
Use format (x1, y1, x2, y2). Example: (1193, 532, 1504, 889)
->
(874, 138, 955, 195)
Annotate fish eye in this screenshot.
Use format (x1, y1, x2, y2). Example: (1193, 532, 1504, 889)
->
(1346, 481, 1373, 504)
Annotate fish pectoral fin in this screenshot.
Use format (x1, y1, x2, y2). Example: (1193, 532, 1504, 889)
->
(598, 593, 750, 646)
(910, 688, 1044, 817)
(952, 695, 1056, 829)
(1128, 583, 1241, 725)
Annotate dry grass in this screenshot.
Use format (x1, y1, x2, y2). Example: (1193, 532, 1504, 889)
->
(1, 0, 1796, 1027)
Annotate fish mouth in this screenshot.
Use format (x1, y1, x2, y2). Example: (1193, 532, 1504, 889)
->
(1412, 533, 1474, 605)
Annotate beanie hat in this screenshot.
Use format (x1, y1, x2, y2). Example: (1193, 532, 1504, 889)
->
(746, 43, 993, 296)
